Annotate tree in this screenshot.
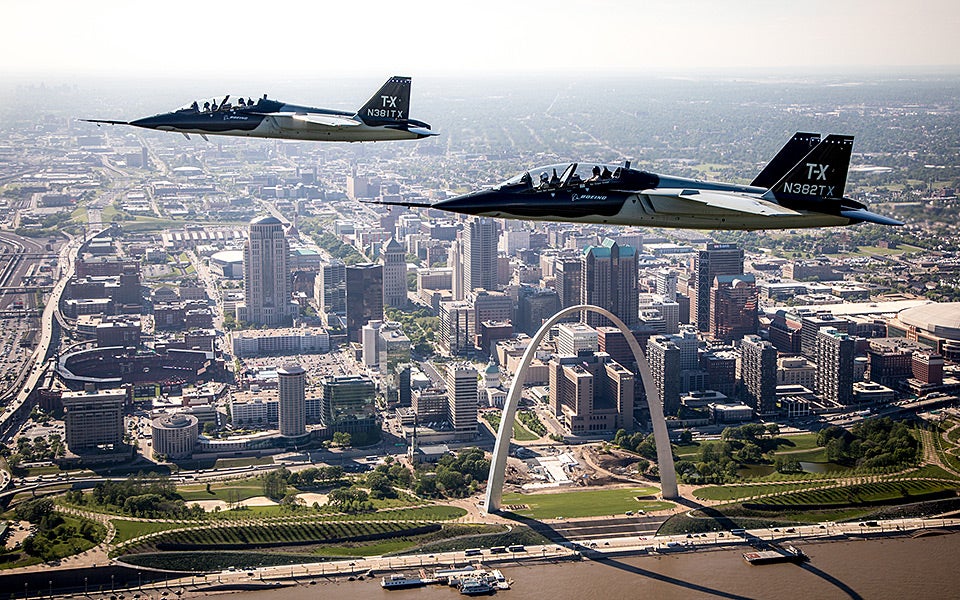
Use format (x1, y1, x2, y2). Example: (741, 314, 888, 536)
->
(332, 431, 352, 447)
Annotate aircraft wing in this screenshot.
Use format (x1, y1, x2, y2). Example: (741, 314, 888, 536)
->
(646, 189, 801, 216)
(291, 113, 360, 128)
(359, 198, 434, 208)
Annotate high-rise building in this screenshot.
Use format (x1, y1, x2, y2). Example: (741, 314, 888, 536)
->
(150, 413, 198, 460)
(449, 239, 464, 301)
(647, 336, 682, 417)
(277, 364, 307, 438)
(815, 327, 856, 406)
(446, 363, 479, 436)
(693, 243, 743, 332)
(345, 263, 383, 342)
(582, 239, 638, 328)
(239, 215, 293, 326)
(741, 335, 778, 415)
(518, 287, 560, 335)
(439, 300, 475, 356)
(62, 388, 126, 453)
(710, 274, 759, 343)
(913, 352, 945, 385)
(318, 375, 378, 434)
(555, 257, 582, 308)
(473, 290, 514, 331)
(769, 310, 802, 355)
(556, 323, 599, 355)
(463, 217, 500, 293)
(316, 259, 346, 318)
(381, 237, 407, 308)
(548, 352, 634, 434)
(656, 269, 678, 302)
(801, 313, 851, 360)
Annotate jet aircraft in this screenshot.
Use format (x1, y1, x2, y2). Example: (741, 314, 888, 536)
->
(83, 76, 435, 142)
(366, 132, 901, 230)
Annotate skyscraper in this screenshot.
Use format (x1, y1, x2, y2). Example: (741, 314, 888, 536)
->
(318, 375, 378, 434)
(647, 335, 682, 417)
(449, 238, 464, 301)
(277, 364, 307, 438)
(582, 239, 638, 328)
(554, 256, 582, 323)
(548, 353, 634, 434)
(815, 327, 856, 406)
(693, 243, 743, 332)
(381, 237, 407, 308)
(446, 362, 478, 436)
(741, 335, 778, 415)
(710, 274, 759, 343)
(656, 269, 678, 302)
(239, 215, 293, 326)
(316, 258, 346, 318)
(346, 263, 384, 342)
(463, 217, 500, 293)
(62, 388, 126, 454)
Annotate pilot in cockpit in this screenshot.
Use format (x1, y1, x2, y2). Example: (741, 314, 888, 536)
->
(203, 101, 211, 112)
(539, 172, 549, 188)
(237, 98, 246, 107)
(587, 165, 602, 182)
(190, 101, 199, 112)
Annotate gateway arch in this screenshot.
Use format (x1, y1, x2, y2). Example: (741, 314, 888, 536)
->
(484, 305, 678, 514)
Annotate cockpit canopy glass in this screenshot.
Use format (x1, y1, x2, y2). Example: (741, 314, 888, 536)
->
(495, 162, 625, 190)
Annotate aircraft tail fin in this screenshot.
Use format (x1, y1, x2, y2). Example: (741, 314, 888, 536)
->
(765, 134, 854, 202)
(357, 76, 412, 125)
(751, 132, 820, 188)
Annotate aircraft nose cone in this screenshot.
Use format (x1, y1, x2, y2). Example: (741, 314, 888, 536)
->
(130, 114, 167, 129)
(434, 191, 497, 216)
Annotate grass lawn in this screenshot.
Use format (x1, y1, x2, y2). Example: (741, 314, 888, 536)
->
(694, 482, 825, 501)
(111, 519, 194, 544)
(674, 443, 701, 458)
(178, 480, 266, 502)
(772, 433, 820, 453)
(753, 480, 957, 508)
(482, 412, 539, 442)
(502, 487, 671, 519)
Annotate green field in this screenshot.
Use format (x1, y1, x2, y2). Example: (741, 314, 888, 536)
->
(674, 443, 701, 458)
(772, 433, 821, 453)
(751, 480, 957, 508)
(111, 519, 195, 544)
(482, 412, 539, 442)
(501, 487, 671, 519)
(178, 480, 266, 502)
(694, 482, 826, 501)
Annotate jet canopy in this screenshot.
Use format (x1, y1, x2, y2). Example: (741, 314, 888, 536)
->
(496, 162, 645, 191)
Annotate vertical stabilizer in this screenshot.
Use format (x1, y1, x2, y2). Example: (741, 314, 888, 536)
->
(751, 132, 821, 188)
(767, 134, 854, 201)
(358, 76, 411, 124)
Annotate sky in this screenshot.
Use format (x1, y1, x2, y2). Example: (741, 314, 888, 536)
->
(3, 0, 960, 79)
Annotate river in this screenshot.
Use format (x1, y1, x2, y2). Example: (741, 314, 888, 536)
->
(220, 533, 960, 600)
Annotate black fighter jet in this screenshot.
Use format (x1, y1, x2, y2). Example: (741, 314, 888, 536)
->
(84, 76, 435, 142)
(366, 132, 901, 230)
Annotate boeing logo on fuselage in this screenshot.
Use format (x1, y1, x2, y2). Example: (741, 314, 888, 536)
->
(572, 194, 608, 201)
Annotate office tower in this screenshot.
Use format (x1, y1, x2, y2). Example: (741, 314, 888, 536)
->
(473, 290, 514, 331)
(815, 327, 856, 405)
(381, 237, 407, 308)
(277, 364, 307, 438)
(345, 263, 383, 342)
(867, 345, 914, 388)
(548, 353, 634, 434)
(693, 243, 743, 332)
(62, 388, 126, 453)
(239, 215, 292, 325)
(150, 414, 199, 460)
(913, 353, 944, 385)
(582, 239, 638, 328)
(362, 321, 383, 367)
(741, 335, 778, 415)
(555, 257, 582, 308)
(449, 239, 464, 301)
(647, 336, 682, 417)
(640, 294, 680, 335)
(801, 312, 851, 360)
(446, 363, 479, 435)
(556, 323, 599, 355)
(656, 269, 678, 302)
(316, 259, 346, 317)
(318, 375, 378, 434)
(768, 310, 802, 355)
(463, 217, 500, 293)
(597, 327, 633, 368)
(701, 348, 738, 397)
(439, 300, 475, 356)
(518, 287, 560, 335)
(709, 274, 759, 343)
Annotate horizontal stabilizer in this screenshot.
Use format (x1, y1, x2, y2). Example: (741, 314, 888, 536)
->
(840, 208, 904, 226)
(650, 189, 801, 216)
(81, 118, 130, 125)
(359, 198, 434, 208)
